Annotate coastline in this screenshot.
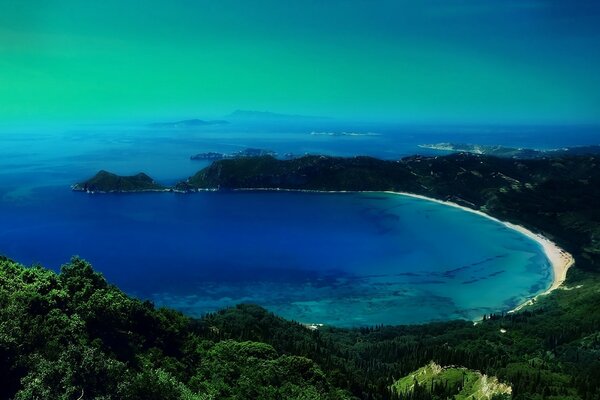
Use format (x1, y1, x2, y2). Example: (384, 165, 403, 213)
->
(72, 183, 575, 316)
(231, 187, 574, 315)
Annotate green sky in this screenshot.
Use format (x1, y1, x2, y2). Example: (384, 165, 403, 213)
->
(1, 0, 599, 124)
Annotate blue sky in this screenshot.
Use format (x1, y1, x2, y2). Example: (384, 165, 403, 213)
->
(1, 0, 599, 124)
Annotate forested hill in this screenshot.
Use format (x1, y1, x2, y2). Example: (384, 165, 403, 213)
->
(178, 153, 600, 272)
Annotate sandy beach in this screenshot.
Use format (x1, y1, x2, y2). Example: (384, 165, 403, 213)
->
(386, 191, 575, 313)
(235, 187, 575, 314)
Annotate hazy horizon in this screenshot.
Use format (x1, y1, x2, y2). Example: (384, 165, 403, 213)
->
(1, 1, 600, 125)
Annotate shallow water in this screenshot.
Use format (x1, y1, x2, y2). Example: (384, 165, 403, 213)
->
(0, 125, 572, 326)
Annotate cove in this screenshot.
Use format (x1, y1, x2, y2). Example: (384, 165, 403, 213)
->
(0, 188, 552, 327)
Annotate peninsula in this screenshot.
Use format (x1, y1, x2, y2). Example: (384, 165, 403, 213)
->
(190, 147, 278, 161)
(419, 143, 600, 158)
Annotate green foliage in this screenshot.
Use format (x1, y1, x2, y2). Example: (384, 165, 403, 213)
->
(203, 288, 600, 399)
(0, 256, 348, 399)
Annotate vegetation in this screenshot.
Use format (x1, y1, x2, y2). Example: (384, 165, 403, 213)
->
(390, 362, 511, 399)
(0, 256, 348, 400)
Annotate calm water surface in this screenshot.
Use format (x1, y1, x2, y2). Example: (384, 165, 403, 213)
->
(0, 125, 573, 326)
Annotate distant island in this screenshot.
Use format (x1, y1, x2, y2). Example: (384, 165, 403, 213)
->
(149, 118, 229, 128)
(420, 142, 600, 158)
(148, 110, 333, 129)
(310, 131, 381, 137)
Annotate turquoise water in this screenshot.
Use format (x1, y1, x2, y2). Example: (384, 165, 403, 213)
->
(0, 125, 565, 326)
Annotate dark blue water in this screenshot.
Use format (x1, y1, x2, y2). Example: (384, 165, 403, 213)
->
(1, 124, 592, 326)
(0, 186, 551, 326)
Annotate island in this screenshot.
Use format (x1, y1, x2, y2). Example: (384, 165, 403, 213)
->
(71, 170, 166, 193)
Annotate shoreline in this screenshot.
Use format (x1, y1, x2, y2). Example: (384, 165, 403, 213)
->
(382, 191, 575, 314)
(231, 187, 574, 315)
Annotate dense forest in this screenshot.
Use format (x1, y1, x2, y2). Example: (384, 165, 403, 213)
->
(6, 152, 600, 399)
(0, 256, 348, 400)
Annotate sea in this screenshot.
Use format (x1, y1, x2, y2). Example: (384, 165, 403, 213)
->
(0, 122, 597, 326)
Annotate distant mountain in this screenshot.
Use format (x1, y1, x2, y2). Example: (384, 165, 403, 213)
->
(150, 119, 229, 128)
(225, 110, 331, 122)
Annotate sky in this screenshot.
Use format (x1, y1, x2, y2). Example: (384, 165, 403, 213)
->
(1, 0, 600, 125)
